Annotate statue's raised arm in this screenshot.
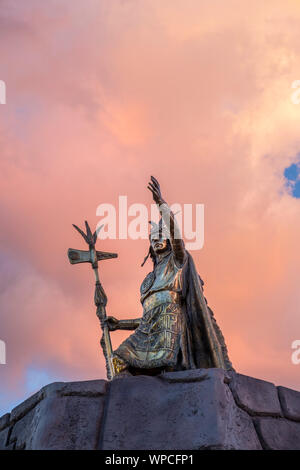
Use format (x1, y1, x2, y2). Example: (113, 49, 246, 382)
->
(147, 176, 186, 266)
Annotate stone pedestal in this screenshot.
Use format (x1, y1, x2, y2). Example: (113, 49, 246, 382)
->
(0, 368, 299, 450)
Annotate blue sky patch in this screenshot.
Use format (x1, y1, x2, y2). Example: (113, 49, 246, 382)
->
(0, 366, 66, 416)
(284, 160, 300, 198)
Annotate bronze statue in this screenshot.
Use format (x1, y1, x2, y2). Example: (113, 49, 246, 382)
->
(107, 176, 234, 377)
(68, 177, 233, 379)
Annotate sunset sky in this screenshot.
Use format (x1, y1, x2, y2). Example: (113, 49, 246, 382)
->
(1, 0, 300, 416)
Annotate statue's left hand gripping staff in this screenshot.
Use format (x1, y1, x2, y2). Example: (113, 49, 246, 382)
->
(67, 221, 118, 380)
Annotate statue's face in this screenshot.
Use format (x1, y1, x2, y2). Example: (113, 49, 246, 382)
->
(150, 235, 169, 254)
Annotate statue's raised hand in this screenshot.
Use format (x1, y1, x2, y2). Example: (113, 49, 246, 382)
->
(147, 176, 166, 206)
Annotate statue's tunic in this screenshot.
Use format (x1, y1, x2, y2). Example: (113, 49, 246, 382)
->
(114, 251, 187, 369)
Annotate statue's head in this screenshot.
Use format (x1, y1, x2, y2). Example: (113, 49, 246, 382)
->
(149, 219, 170, 254)
(141, 219, 171, 267)
(150, 233, 169, 255)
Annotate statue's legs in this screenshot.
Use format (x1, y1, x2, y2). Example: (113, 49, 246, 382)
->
(112, 353, 180, 378)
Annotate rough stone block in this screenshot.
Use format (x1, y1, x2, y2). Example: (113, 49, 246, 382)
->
(3, 371, 299, 450)
(160, 368, 227, 383)
(5, 442, 15, 450)
(28, 394, 106, 450)
(7, 380, 108, 450)
(10, 390, 43, 423)
(0, 413, 10, 431)
(58, 379, 107, 397)
(9, 408, 35, 449)
(0, 427, 10, 450)
(254, 417, 300, 450)
(41, 379, 107, 398)
(102, 368, 261, 450)
(26, 380, 107, 450)
(278, 386, 300, 422)
(40, 381, 65, 397)
(229, 373, 281, 417)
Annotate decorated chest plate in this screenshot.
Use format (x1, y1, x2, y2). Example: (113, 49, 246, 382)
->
(140, 271, 155, 295)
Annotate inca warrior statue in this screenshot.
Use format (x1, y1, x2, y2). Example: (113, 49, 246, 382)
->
(68, 176, 234, 379)
(108, 176, 233, 376)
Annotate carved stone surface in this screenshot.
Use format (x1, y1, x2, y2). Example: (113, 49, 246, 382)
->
(102, 369, 261, 450)
(29, 395, 106, 450)
(254, 417, 300, 450)
(41, 379, 107, 398)
(229, 372, 282, 417)
(10, 408, 36, 450)
(0, 427, 10, 450)
(10, 390, 43, 423)
(0, 370, 299, 450)
(1, 379, 107, 450)
(278, 386, 300, 422)
(0, 413, 10, 432)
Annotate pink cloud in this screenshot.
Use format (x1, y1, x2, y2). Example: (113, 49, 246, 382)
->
(1, 0, 300, 413)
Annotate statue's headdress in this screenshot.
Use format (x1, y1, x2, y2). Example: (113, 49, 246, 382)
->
(149, 218, 170, 240)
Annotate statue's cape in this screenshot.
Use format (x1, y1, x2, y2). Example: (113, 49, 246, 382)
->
(181, 252, 234, 371)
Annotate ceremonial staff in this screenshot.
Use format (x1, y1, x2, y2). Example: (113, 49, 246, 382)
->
(67, 221, 118, 380)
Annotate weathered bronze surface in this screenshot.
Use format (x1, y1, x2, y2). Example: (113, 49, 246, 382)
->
(109, 176, 234, 377)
